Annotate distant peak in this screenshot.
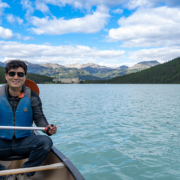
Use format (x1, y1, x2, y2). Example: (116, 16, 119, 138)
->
(66, 63, 112, 69)
(118, 65, 129, 70)
(137, 61, 160, 65)
(40, 63, 64, 69)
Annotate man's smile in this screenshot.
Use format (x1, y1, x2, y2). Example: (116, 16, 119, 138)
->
(12, 80, 20, 84)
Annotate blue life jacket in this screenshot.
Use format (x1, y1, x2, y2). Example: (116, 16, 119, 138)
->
(0, 85, 33, 140)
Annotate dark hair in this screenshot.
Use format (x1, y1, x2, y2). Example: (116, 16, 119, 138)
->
(5, 60, 27, 75)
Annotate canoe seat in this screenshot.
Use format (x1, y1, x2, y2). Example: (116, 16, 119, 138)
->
(1, 156, 28, 161)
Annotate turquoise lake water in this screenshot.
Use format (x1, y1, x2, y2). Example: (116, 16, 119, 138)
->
(39, 84, 180, 180)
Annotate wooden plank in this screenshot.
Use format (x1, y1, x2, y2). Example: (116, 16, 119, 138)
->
(0, 163, 65, 176)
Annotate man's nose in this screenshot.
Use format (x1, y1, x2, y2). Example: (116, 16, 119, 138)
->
(13, 73, 19, 78)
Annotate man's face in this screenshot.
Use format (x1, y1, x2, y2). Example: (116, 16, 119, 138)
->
(5, 67, 26, 90)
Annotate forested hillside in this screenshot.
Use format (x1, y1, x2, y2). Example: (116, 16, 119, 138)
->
(85, 57, 180, 84)
(0, 66, 53, 84)
(0, 66, 6, 84)
(27, 73, 53, 83)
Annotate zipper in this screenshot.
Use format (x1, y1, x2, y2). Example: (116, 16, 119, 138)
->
(13, 98, 16, 138)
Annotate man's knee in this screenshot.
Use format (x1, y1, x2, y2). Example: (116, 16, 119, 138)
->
(38, 136, 53, 151)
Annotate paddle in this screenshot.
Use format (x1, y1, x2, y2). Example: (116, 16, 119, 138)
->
(0, 126, 49, 131)
(25, 79, 40, 95)
(0, 163, 65, 176)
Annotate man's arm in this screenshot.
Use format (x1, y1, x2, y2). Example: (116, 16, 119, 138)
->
(31, 91, 57, 135)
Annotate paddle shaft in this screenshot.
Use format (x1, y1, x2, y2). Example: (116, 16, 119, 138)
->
(0, 126, 48, 131)
(0, 163, 65, 176)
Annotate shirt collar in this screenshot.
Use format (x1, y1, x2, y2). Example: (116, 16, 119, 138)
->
(5, 84, 25, 99)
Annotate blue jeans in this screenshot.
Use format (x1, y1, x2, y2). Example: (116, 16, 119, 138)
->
(0, 135, 53, 179)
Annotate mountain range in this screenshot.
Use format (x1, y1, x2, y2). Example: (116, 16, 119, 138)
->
(0, 60, 160, 80)
(88, 57, 180, 84)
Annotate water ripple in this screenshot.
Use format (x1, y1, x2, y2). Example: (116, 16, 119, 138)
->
(38, 84, 180, 180)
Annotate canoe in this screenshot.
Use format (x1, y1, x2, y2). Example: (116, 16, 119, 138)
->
(0, 131, 85, 180)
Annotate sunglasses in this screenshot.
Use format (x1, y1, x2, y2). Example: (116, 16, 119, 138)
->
(7, 71, 25, 77)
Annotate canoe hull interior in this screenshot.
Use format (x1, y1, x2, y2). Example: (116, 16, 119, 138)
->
(0, 151, 76, 180)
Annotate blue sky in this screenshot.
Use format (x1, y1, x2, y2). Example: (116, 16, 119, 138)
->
(0, 0, 180, 67)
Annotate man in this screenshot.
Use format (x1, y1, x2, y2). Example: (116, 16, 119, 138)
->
(0, 60, 57, 180)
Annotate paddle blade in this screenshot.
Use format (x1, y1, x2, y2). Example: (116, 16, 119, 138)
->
(25, 79, 40, 95)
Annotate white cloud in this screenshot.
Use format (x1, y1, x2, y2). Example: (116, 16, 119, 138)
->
(35, 1, 49, 13)
(21, 0, 180, 16)
(7, 14, 15, 23)
(0, 27, 13, 39)
(0, 0, 9, 20)
(21, 0, 34, 18)
(128, 0, 180, 9)
(111, 8, 123, 14)
(7, 14, 23, 24)
(108, 6, 180, 47)
(98, 60, 122, 68)
(0, 41, 125, 65)
(17, 17, 24, 24)
(35, 0, 127, 11)
(19, 0, 180, 19)
(1, 41, 180, 67)
(36, 0, 180, 11)
(16, 34, 33, 40)
(30, 5, 110, 35)
(126, 0, 152, 9)
(23, 36, 32, 40)
(0, 0, 9, 9)
(129, 47, 180, 63)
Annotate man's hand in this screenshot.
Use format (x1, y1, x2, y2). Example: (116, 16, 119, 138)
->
(47, 124, 57, 135)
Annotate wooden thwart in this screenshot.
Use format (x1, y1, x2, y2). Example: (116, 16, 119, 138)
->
(0, 163, 65, 176)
